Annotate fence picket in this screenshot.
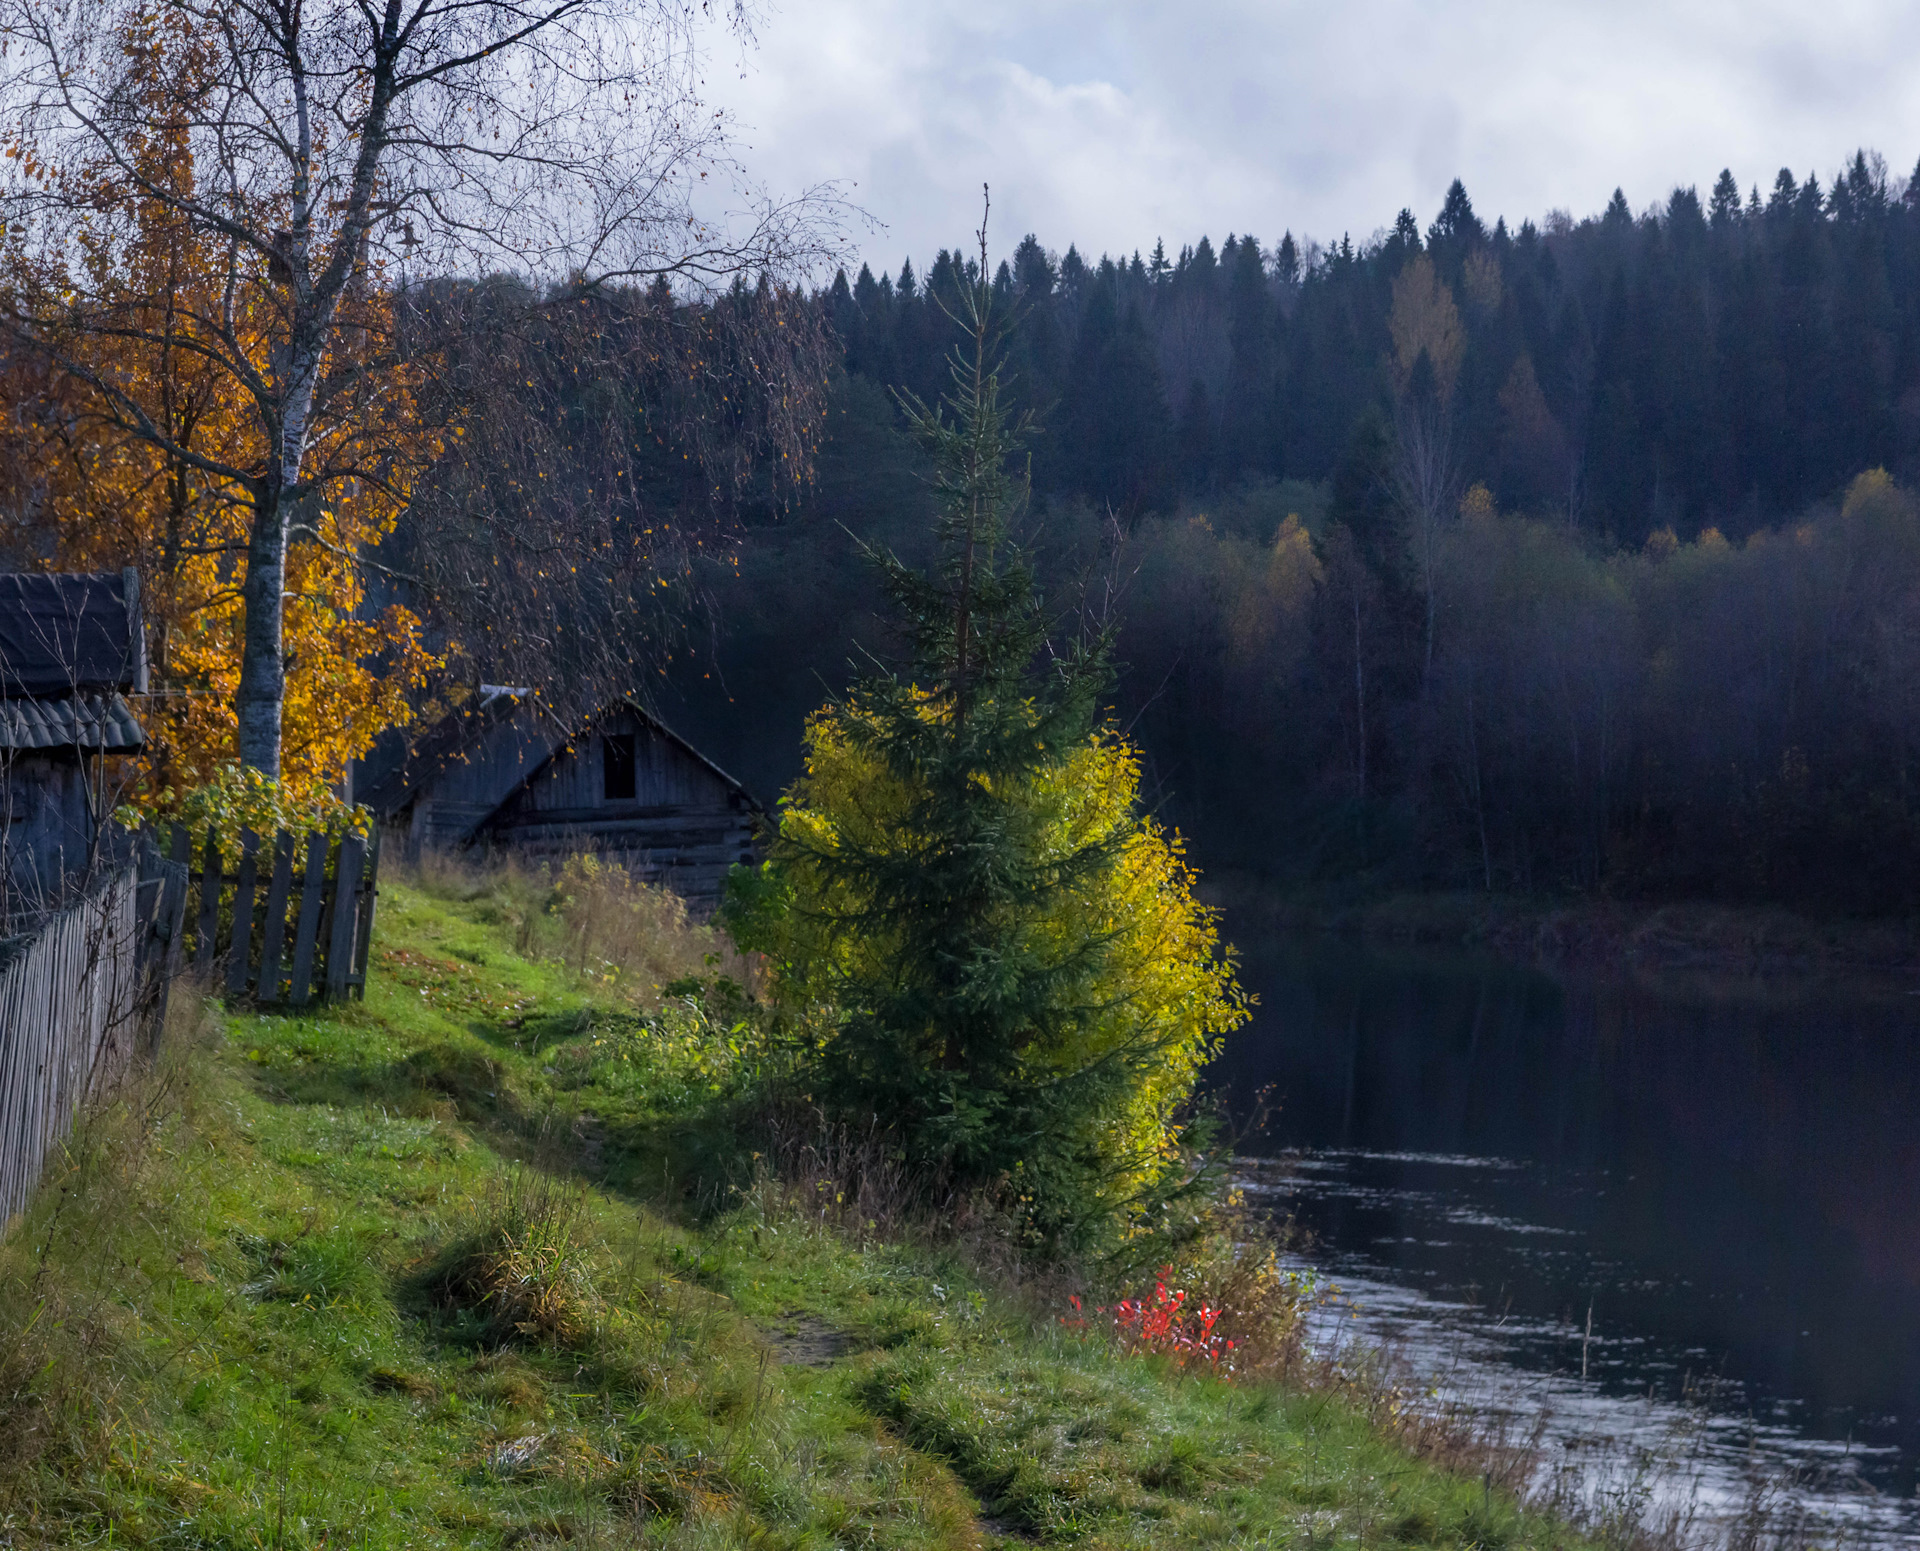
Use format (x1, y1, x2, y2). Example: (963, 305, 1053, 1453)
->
(194, 831, 221, 972)
(255, 833, 296, 1004)
(224, 831, 259, 997)
(350, 826, 381, 998)
(288, 832, 328, 1007)
(163, 826, 190, 981)
(325, 835, 366, 1000)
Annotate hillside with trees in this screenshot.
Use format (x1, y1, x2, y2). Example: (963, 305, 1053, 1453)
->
(661, 155, 1920, 915)
(831, 155, 1920, 541)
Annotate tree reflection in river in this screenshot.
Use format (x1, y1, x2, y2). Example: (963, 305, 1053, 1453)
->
(1212, 933, 1920, 1533)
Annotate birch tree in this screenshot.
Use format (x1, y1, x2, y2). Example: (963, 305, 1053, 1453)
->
(0, 0, 840, 776)
(1386, 254, 1465, 685)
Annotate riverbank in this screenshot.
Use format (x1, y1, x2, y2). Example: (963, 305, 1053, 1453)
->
(0, 872, 1583, 1550)
(1202, 873, 1920, 982)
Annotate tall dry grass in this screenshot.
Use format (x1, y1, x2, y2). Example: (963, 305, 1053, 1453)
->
(405, 849, 749, 1008)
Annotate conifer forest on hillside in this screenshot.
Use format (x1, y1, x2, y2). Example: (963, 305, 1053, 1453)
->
(658, 154, 1920, 915)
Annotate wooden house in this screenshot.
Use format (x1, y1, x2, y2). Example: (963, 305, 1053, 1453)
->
(362, 692, 761, 908)
(0, 571, 147, 917)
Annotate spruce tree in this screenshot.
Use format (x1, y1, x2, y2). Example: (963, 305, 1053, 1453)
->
(1709, 168, 1742, 227)
(736, 211, 1244, 1250)
(1274, 231, 1300, 287)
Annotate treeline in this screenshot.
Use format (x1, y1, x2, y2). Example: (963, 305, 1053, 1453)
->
(669, 434, 1920, 913)
(656, 150, 1920, 913)
(333, 149, 1920, 914)
(827, 151, 1920, 544)
(1110, 471, 1920, 911)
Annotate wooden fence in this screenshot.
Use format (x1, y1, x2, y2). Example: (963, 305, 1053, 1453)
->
(0, 823, 380, 1229)
(0, 864, 147, 1225)
(154, 823, 381, 1006)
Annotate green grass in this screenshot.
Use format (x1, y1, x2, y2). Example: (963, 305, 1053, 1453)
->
(0, 874, 1585, 1550)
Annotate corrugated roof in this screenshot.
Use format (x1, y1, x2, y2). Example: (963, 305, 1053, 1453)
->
(0, 692, 145, 752)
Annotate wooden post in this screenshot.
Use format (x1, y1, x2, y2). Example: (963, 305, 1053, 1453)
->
(255, 831, 296, 1004)
(163, 824, 191, 983)
(193, 830, 221, 973)
(324, 834, 366, 1001)
(224, 830, 260, 997)
(137, 833, 180, 1053)
(134, 834, 165, 959)
(349, 826, 381, 999)
(287, 832, 329, 1008)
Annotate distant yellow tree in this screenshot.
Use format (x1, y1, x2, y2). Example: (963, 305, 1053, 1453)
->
(1388, 255, 1465, 403)
(1227, 514, 1321, 678)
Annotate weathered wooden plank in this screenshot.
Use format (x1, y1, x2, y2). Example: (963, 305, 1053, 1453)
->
(287, 832, 329, 1007)
(324, 835, 366, 1001)
(134, 837, 165, 969)
(152, 828, 188, 969)
(194, 830, 222, 972)
(224, 830, 260, 996)
(349, 825, 380, 998)
(163, 825, 191, 981)
(255, 831, 296, 1004)
(0, 867, 145, 1226)
(0, 942, 29, 1221)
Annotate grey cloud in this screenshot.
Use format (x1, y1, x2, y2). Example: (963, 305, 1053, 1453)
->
(705, 0, 1920, 268)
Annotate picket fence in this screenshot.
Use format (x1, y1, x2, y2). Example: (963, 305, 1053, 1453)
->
(165, 823, 381, 1005)
(0, 823, 381, 1228)
(0, 864, 148, 1225)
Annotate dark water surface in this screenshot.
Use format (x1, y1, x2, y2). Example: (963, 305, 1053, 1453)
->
(1210, 930, 1920, 1542)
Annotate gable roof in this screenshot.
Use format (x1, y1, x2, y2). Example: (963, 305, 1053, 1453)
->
(590, 699, 760, 811)
(364, 692, 759, 846)
(0, 571, 147, 697)
(358, 685, 545, 818)
(467, 698, 761, 833)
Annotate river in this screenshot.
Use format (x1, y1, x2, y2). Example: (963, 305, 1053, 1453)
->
(1210, 929, 1920, 1545)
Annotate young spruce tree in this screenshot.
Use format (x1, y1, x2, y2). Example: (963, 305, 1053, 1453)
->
(732, 206, 1246, 1253)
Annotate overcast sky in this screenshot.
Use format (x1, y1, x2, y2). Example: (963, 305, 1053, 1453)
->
(703, 0, 1920, 275)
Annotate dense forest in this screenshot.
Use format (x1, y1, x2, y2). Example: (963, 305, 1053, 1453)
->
(655, 151, 1920, 916)
(832, 152, 1920, 541)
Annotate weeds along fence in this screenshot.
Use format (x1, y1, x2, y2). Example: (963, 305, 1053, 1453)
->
(0, 823, 380, 1229)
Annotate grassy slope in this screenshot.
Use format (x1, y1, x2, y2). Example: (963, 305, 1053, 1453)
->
(0, 878, 1578, 1551)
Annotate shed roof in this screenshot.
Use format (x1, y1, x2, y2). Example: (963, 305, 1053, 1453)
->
(358, 685, 543, 817)
(0, 571, 147, 697)
(0, 692, 145, 753)
(365, 692, 759, 842)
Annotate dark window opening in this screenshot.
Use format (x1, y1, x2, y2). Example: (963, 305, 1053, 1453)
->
(602, 733, 637, 802)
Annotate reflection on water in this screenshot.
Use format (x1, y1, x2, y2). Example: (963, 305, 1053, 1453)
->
(1211, 933, 1920, 1543)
